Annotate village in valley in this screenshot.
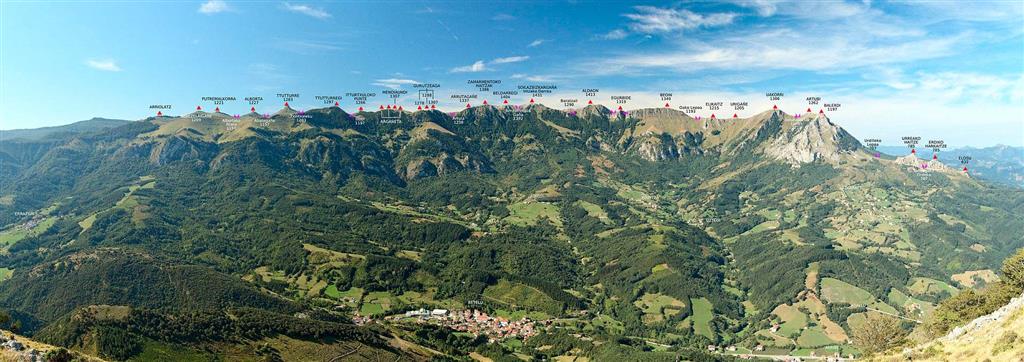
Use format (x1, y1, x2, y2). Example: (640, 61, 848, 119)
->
(362, 308, 543, 342)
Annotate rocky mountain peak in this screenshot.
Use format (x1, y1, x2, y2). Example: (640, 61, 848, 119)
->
(577, 104, 611, 119)
(275, 104, 298, 117)
(761, 113, 861, 164)
(629, 107, 695, 122)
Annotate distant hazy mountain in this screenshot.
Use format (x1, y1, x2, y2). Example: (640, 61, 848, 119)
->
(0, 117, 129, 141)
(878, 145, 1024, 188)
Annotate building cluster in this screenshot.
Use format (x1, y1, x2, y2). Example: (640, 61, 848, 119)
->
(391, 308, 540, 341)
(352, 315, 373, 326)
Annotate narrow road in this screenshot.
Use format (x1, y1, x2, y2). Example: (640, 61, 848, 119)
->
(720, 352, 856, 361)
(328, 345, 361, 362)
(865, 307, 922, 323)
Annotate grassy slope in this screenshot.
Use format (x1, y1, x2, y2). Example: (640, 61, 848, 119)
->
(869, 293, 1024, 361)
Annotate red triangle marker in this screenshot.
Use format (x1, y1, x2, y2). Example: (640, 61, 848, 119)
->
(773, 105, 778, 110)
(819, 109, 825, 114)
(379, 105, 384, 110)
(711, 114, 716, 119)
(334, 101, 340, 107)
(215, 107, 220, 113)
(963, 167, 968, 172)
(466, 103, 471, 108)
(196, 106, 202, 111)
(664, 103, 670, 108)
(417, 105, 422, 110)
(251, 107, 256, 112)
(911, 148, 916, 154)
(284, 102, 290, 108)
(588, 100, 593, 105)
(503, 99, 509, 104)
(733, 113, 738, 118)
(157, 111, 162, 116)
(430, 105, 436, 109)
(807, 108, 812, 112)
(358, 106, 364, 111)
(398, 106, 403, 111)
(483, 100, 488, 105)
(933, 154, 938, 160)
(617, 106, 623, 111)
(529, 98, 535, 104)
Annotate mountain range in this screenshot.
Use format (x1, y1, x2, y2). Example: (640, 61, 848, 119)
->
(877, 145, 1024, 188)
(0, 118, 130, 141)
(0, 104, 1020, 361)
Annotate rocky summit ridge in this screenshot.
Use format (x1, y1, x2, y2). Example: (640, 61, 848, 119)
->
(138, 103, 965, 180)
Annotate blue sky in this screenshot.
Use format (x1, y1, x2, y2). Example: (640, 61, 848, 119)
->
(1, 0, 1022, 147)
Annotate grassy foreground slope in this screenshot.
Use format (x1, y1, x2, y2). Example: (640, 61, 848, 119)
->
(867, 248, 1024, 360)
(868, 292, 1024, 361)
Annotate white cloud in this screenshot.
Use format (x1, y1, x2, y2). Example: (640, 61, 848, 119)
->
(863, 68, 1023, 102)
(865, 67, 915, 90)
(492, 56, 529, 64)
(528, 39, 547, 47)
(890, 1, 1024, 22)
(451, 56, 529, 73)
(451, 60, 487, 73)
(594, 28, 965, 73)
(829, 87, 1024, 148)
(372, 78, 420, 89)
(510, 74, 554, 82)
(730, 0, 778, 16)
(602, 29, 628, 40)
(283, 2, 331, 19)
(623, 6, 737, 34)
(492, 13, 515, 21)
(727, 0, 869, 20)
(275, 39, 343, 54)
(85, 59, 121, 72)
(198, 0, 229, 14)
(915, 72, 1022, 102)
(247, 62, 291, 84)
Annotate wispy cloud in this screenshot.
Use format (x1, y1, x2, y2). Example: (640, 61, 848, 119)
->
(436, 19, 459, 41)
(283, 2, 331, 19)
(729, 0, 778, 17)
(623, 6, 736, 34)
(596, 33, 963, 73)
(451, 60, 487, 73)
(728, 0, 868, 20)
(913, 71, 1022, 102)
(511, 74, 554, 82)
(372, 78, 420, 89)
(602, 29, 628, 40)
(198, 0, 229, 14)
(492, 13, 516, 21)
(248, 63, 290, 82)
(492, 56, 529, 64)
(592, 2, 971, 76)
(451, 56, 530, 73)
(528, 39, 547, 47)
(85, 59, 121, 72)
(274, 39, 344, 54)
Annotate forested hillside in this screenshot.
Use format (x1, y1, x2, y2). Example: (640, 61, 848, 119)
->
(0, 104, 1021, 360)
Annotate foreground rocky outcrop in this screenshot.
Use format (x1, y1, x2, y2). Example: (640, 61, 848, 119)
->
(870, 292, 1024, 361)
(0, 329, 102, 362)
